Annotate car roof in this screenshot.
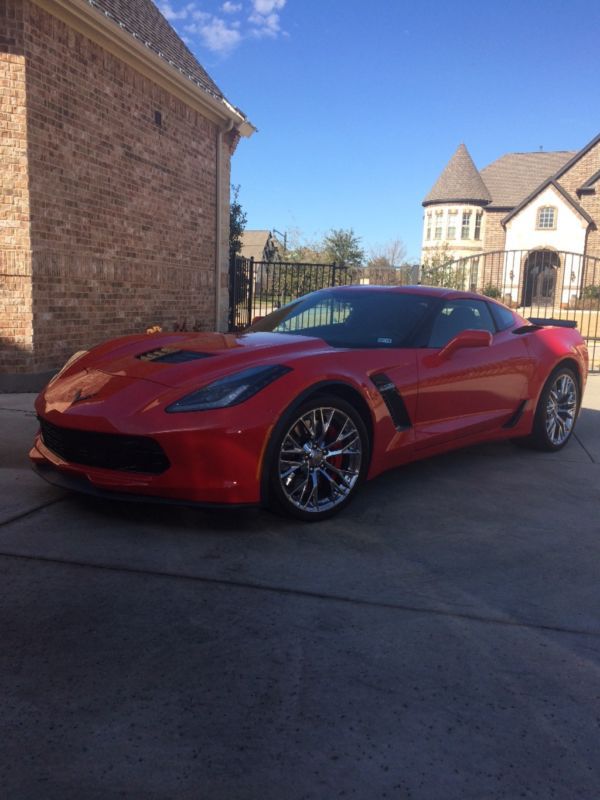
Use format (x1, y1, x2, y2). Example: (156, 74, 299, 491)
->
(324, 284, 483, 301)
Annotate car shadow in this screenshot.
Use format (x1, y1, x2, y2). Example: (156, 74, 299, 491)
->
(62, 404, 598, 537)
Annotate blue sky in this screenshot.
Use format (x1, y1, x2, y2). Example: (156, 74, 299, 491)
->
(159, 0, 600, 261)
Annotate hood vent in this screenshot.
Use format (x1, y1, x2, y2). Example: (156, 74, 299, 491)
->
(137, 348, 214, 363)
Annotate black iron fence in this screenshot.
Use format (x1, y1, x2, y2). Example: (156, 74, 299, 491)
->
(228, 258, 422, 331)
(228, 250, 600, 370)
(229, 257, 354, 330)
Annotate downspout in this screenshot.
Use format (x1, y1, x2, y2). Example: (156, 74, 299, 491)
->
(215, 119, 235, 331)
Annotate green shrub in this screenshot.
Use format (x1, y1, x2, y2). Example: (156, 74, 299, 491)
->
(420, 245, 466, 290)
(480, 284, 502, 299)
(582, 284, 600, 300)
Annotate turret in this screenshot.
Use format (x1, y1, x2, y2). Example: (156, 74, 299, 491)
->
(421, 144, 490, 263)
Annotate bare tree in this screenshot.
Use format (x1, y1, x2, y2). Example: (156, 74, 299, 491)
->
(367, 238, 407, 268)
(283, 228, 327, 264)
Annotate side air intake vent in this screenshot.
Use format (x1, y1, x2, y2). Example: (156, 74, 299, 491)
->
(528, 317, 578, 329)
(371, 373, 411, 430)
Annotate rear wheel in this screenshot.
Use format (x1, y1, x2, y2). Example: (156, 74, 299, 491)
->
(526, 366, 580, 451)
(267, 395, 369, 521)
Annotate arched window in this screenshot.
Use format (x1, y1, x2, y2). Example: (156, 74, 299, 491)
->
(537, 206, 557, 229)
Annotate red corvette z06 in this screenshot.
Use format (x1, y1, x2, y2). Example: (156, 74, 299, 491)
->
(31, 286, 588, 520)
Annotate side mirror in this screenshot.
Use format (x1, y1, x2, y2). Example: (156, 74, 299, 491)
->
(438, 329, 492, 360)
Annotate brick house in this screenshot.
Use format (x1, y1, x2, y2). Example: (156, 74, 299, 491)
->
(421, 132, 600, 306)
(0, 0, 254, 390)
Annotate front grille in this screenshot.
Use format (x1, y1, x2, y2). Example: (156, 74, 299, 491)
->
(39, 418, 170, 474)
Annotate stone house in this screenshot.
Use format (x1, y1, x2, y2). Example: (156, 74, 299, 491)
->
(421, 132, 600, 306)
(0, 0, 254, 390)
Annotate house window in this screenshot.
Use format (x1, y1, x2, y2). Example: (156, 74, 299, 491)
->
(447, 210, 458, 240)
(461, 210, 472, 239)
(426, 213, 432, 241)
(537, 206, 556, 229)
(474, 211, 482, 240)
(434, 211, 443, 240)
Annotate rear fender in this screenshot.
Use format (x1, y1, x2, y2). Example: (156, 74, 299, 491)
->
(524, 327, 588, 405)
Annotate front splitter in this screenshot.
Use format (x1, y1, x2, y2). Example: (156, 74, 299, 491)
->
(31, 462, 257, 511)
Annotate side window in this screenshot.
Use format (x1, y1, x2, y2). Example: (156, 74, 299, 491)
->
(489, 303, 516, 331)
(429, 299, 496, 348)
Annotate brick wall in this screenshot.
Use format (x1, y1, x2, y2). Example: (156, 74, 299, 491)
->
(482, 210, 506, 252)
(0, 0, 33, 372)
(557, 139, 600, 265)
(480, 210, 506, 284)
(2, 0, 230, 375)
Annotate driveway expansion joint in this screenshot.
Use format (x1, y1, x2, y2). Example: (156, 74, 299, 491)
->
(573, 432, 596, 463)
(0, 549, 598, 640)
(0, 497, 66, 528)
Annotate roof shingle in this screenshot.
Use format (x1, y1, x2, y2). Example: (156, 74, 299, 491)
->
(423, 144, 491, 206)
(240, 230, 283, 261)
(88, 0, 225, 101)
(480, 151, 575, 208)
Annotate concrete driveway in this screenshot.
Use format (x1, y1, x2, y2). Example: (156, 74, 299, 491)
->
(1, 379, 599, 799)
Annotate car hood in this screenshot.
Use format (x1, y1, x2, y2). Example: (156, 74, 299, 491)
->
(72, 331, 331, 389)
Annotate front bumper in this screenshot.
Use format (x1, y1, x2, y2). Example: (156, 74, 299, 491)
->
(30, 410, 271, 506)
(31, 460, 256, 509)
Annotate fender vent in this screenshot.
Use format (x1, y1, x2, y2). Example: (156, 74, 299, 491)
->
(371, 373, 411, 430)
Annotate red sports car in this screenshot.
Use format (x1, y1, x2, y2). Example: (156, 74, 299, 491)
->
(31, 286, 588, 520)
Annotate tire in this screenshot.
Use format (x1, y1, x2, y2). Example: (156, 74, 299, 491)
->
(266, 394, 370, 521)
(526, 365, 580, 451)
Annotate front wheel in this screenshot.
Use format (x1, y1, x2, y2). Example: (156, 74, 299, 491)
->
(527, 366, 580, 451)
(267, 395, 369, 521)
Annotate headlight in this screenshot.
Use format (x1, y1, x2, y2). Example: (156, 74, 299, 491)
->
(49, 350, 89, 384)
(166, 364, 292, 413)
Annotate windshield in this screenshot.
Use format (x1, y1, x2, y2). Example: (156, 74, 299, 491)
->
(248, 290, 434, 348)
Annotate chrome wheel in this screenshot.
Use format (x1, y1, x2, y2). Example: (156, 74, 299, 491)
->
(278, 406, 363, 514)
(544, 373, 577, 446)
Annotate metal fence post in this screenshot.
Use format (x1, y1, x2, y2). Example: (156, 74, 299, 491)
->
(228, 254, 237, 331)
(331, 262, 338, 287)
(247, 257, 255, 326)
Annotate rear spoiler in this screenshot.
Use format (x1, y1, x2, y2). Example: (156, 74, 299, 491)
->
(528, 317, 578, 329)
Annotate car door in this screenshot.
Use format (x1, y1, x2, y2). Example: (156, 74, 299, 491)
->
(414, 298, 531, 450)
